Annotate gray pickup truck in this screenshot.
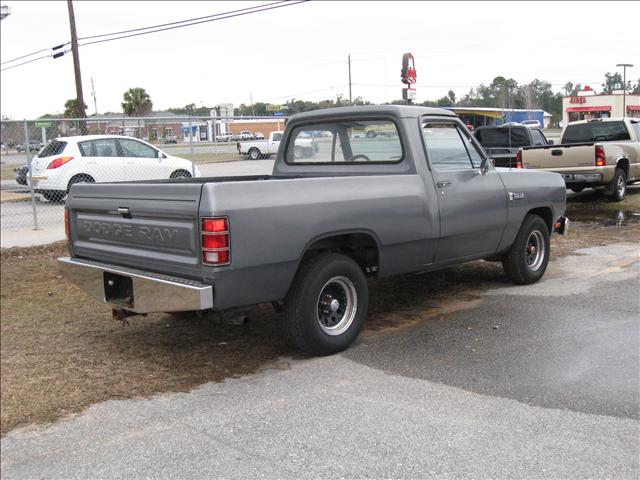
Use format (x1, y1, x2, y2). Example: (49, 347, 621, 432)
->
(59, 106, 567, 355)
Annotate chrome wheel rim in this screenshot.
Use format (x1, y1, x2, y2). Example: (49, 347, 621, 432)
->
(294, 146, 303, 159)
(617, 175, 625, 197)
(316, 276, 357, 336)
(526, 230, 545, 271)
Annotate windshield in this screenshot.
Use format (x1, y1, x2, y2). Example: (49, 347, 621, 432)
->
(562, 121, 630, 143)
(475, 127, 528, 148)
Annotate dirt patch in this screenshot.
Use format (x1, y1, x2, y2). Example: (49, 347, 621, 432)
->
(2, 205, 639, 435)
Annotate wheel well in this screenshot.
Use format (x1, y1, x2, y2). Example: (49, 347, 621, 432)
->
(527, 207, 553, 233)
(302, 233, 380, 277)
(616, 158, 629, 176)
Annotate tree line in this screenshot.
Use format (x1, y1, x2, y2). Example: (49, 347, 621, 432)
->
(34, 72, 640, 122)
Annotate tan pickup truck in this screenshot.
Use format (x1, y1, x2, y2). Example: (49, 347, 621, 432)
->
(518, 117, 640, 201)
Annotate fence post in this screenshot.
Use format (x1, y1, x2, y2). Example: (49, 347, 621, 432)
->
(23, 119, 39, 230)
(189, 115, 196, 176)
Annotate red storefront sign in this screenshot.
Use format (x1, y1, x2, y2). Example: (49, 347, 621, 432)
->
(569, 96, 587, 104)
(566, 106, 612, 113)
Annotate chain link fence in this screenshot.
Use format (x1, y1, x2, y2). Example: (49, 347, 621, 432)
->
(1, 114, 287, 237)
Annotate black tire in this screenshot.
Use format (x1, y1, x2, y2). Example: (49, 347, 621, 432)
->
(66, 174, 94, 193)
(248, 148, 260, 160)
(366, 131, 376, 138)
(570, 187, 584, 193)
(41, 190, 65, 203)
(502, 214, 550, 285)
(609, 168, 627, 202)
(293, 145, 304, 159)
(284, 253, 368, 356)
(170, 169, 192, 179)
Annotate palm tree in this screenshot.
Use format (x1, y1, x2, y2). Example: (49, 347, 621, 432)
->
(121, 88, 153, 116)
(63, 98, 88, 118)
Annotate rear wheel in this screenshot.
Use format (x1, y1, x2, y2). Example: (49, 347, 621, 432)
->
(502, 214, 550, 285)
(609, 168, 627, 202)
(284, 253, 368, 355)
(67, 174, 95, 193)
(570, 187, 584, 193)
(41, 190, 66, 203)
(293, 146, 304, 159)
(170, 169, 192, 179)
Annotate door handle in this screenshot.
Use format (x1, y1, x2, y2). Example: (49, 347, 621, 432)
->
(551, 149, 563, 156)
(437, 181, 452, 188)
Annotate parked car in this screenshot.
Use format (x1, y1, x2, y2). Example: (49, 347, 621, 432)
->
(519, 117, 640, 201)
(521, 120, 542, 128)
(16, 141, 43, 153)
(27, 135, 199, 203)
(238, 131, 254, 140)
(254, 132, 265, 140)
(237, 131, 317, 160)
(474, 124, 551, 167)
(164, 134, 178, 144)
(215, 133, 236, 142)
(15, 165, 28, 185)
(59, 106, 567, 356)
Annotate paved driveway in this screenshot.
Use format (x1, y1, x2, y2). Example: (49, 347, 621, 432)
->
(1, 243, 638, 479)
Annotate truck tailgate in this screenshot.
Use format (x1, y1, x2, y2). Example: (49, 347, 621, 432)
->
(522, 143, 595, 170)
(67, 182, 205, 280)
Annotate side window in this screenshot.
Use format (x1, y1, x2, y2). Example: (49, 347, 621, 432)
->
(272, 132, 283, 142)
(118, 139, 157, 158)
(90, 139, 118, 157)
(78, 141, 92, 156)
(530, 129, 546, 146)
(422, 123, 473, 170)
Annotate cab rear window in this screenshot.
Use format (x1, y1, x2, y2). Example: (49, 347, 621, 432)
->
(37, 141, 67, 158)
(285, 120, 403, 164)
(562, 121, 630, 143)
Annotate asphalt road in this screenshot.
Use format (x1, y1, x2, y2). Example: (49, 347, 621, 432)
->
(1, 243, 638, 479)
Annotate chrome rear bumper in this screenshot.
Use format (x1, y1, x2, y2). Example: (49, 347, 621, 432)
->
(58, 257, 213, 314)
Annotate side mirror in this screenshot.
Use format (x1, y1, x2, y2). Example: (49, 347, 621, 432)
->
(547, 139, 554, 145)
(157, 151, 164, 160)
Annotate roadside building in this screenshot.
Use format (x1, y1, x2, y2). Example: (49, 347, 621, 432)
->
(443, 107, 552, 129)
(562, 88, 640, 125)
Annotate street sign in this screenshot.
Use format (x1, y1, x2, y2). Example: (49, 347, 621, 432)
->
(35, 120, 52, 128)
(274, 112, 285, 117)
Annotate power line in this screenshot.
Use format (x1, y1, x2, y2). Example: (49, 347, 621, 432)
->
(1, 43, 69, 66)
(77, 1, 290, 41)
(78, 1, 309, 48)
(0, 52, 67, 72)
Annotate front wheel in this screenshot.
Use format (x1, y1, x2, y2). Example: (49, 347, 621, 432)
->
(284, 253, 368, 355)
(502, 214, 550, 285)
(248, 148, 260, 160)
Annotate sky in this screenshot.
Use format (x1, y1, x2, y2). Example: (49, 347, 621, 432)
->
(1, 1, 639, 119)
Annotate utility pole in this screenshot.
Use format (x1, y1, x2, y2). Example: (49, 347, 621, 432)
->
(90, 76, 97, 116)
(348, 54, 352, 105)
(67, 0, 86, 132)
(616, 63, 633, 118)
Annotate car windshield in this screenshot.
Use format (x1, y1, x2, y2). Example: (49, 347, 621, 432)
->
(562, 121, 630, 143)
(38, 141, 67, 158)
(475, 127, 528, 148)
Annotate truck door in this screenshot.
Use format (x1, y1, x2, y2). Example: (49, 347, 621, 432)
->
(422, 119, 507, 262)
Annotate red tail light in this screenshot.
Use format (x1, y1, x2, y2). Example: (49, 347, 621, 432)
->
(201, 217, 230, 265)
(595, 145, 606, 167)
(64, 208, 70, 242)
(515, 149, 523, 168)
(47, 156, 74, 169)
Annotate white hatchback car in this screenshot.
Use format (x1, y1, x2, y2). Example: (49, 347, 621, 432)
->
(28, 135, 199, 202)
(521, 119, 542, 128)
